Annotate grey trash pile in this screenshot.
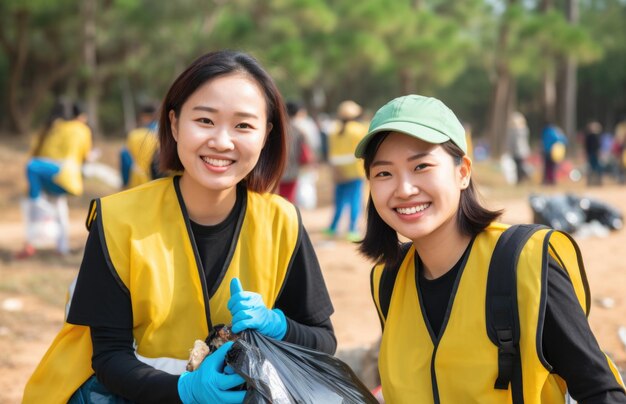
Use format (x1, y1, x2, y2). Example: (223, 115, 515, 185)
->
(529, 193, 623, 235)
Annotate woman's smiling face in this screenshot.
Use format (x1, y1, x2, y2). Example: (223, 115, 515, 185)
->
(368, 131, 470, 242)
(169, 72, 272, 195)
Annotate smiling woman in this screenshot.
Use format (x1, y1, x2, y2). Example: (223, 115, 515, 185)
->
(23, 50, 336, 404)
(355, 95, 626, 403)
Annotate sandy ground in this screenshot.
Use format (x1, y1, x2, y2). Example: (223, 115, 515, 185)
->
(1, 137, 625, 403)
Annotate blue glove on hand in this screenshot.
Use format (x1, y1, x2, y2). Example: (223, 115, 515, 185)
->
(227, 278, 287, 340)
(177, 341, 245, 404)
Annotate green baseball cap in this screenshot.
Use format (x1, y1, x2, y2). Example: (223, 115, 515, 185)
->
(354, 94, 467, 158)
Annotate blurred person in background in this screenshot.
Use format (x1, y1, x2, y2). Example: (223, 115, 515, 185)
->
(355, 94, 625, 403)
(119, 102, 163, 189)
(317, 111, 335, 162)
(291, 102, 323, 161)
(326, 100, 368, 242)
(24, 50, 335, 404)
(291, 101, 323, 209)
(278, 101, 315, 203)
(612, 116, 626, 184)
(506, 111, 531, 184)
(599, 127, 614, 178)
(541, 120, 567, 185)
(15, 100, 93, 259)
(583, 120, 603, 186)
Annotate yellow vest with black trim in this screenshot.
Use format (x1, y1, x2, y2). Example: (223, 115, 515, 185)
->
(126, 126, 158, 188)
(34, 119, 92, 195)
(23, 177, 300, 403)
(371, 222, 624, 404)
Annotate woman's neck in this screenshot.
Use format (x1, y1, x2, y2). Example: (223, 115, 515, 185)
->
(179, 175, 237, 226)
(413, 223, 472, 280)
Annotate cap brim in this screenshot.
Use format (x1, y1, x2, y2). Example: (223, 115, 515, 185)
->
(354, 121, 450, 158)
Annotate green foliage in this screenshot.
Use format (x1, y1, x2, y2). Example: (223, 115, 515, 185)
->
(0, 0, 624, 137)
(437, 64, 492, 134)
(577, 0, 626, 123)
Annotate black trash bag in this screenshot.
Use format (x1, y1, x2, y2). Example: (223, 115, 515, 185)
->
(226, 337, 294, 404)
(572, 194, 624, 230)
(225, 330, 378, 404)
(529, 193, 585, 233)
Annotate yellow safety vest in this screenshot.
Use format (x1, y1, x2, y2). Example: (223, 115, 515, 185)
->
(24, 177, 300, 403)
(371, 222, 624, 403)
(34, 119, 92, 195)
(328, 120, 367, 181)
(126, 127, 158, 188)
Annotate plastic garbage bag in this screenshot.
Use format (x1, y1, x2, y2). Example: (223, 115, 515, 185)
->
(574, 195, 623, 230)
(226, 330, 378, 404)
(529, 193, 585, 233)
(500, 153, 517, 185)
(529, 193, 623, 233)
(295, 169, 318, 210)
(82, 161, 122, 189)
(22, 196, 64, 249)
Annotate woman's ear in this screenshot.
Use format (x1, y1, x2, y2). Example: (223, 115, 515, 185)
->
(169, 110, 178, 142)
(459, 155, 472, 189)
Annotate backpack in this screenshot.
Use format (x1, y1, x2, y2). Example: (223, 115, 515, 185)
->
(373, 224, 589, 403)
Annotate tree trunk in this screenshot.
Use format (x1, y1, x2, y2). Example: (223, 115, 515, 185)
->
(487, 0, 517, 157)
(489, 70, 513, 156)
(539, 0, 557, 126)
(542, 67, 557, 124)
(4, 10, 30, 134)
(560, 58, 577, 138)
(83, 0, 99, 135)
(560, 0, 578, 144)
(120, 77, 136, 134)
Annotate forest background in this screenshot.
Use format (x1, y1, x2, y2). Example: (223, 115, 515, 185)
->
(1, 0, 625, 151)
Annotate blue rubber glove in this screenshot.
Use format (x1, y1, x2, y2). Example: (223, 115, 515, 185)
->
(227, 278, 288, 340)
(177, 341, 245, 404)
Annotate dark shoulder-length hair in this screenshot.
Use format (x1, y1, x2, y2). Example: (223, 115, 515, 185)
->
(358, 132, 502, 266)
(158, 50, 288, 193)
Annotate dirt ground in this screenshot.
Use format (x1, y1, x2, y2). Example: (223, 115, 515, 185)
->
(1, 137, 625, 403)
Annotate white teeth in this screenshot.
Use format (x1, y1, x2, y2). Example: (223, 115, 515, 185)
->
(201, 157, 232, 167)
(396, 203, 430, 215)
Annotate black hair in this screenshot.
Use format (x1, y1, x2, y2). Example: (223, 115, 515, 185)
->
(357, 132, 502, 266)
(286, 101, 302, 118)
(139, 103, 157, 116)
(71, 102, 85, 119)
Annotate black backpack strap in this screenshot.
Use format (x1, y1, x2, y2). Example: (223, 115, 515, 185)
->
(486, 224, 546, 402)
(376, 242, 412, 327)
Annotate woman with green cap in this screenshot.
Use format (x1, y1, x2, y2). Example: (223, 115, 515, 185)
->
(355, 95, 625, 403)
